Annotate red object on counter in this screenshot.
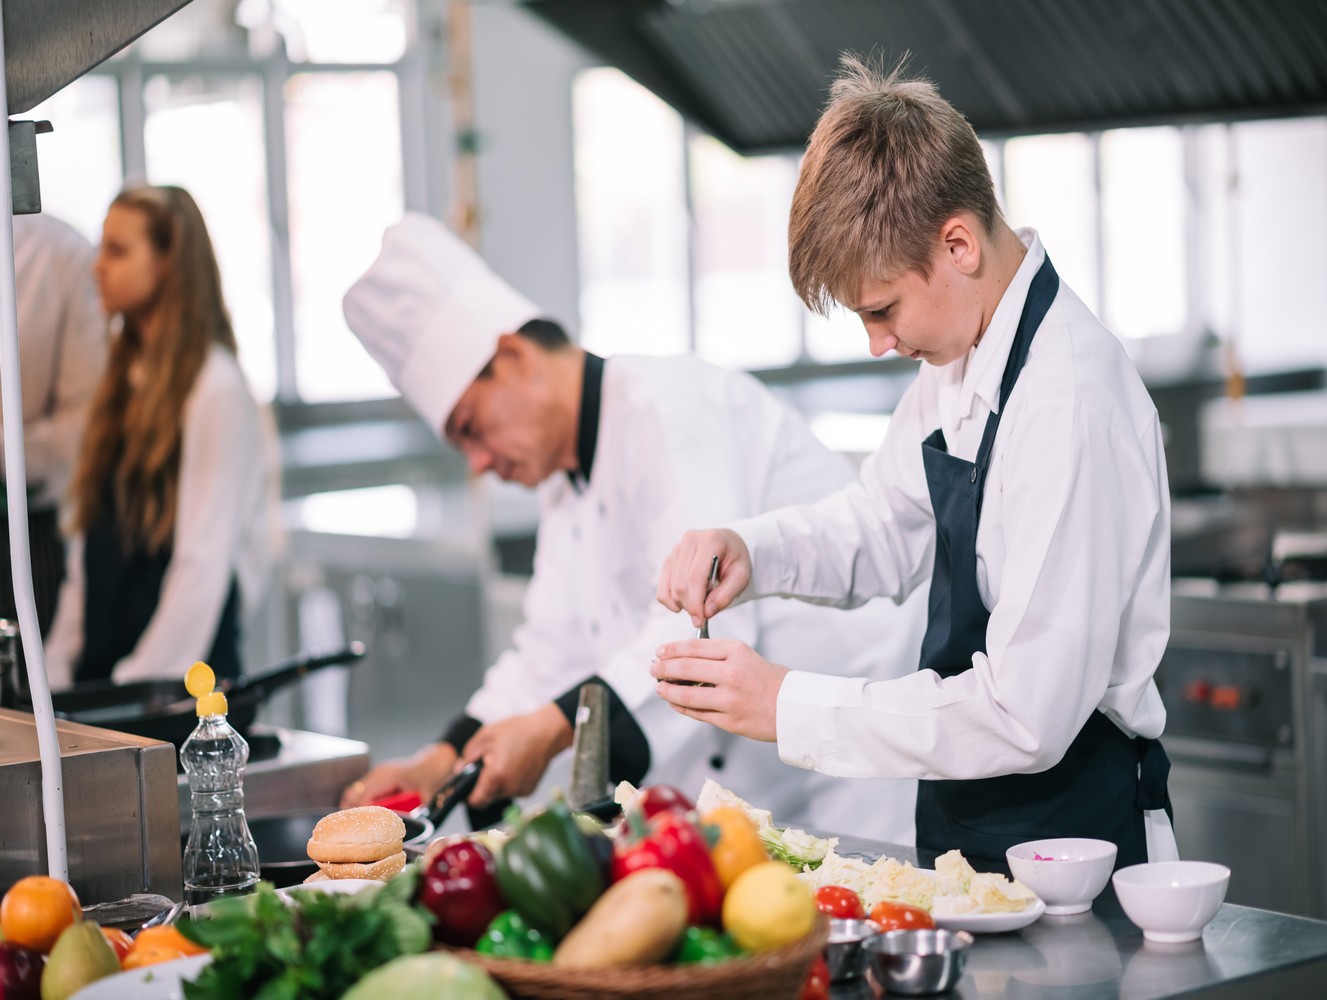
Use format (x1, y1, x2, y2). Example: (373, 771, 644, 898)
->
(370, 790, 423, 813)
(867, 901, 935, 933)
(813, 885, 866, 920)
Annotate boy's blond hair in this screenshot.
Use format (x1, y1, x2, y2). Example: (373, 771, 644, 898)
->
(789, 56, 1001, 315)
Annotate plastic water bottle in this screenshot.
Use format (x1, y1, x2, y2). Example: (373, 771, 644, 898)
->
(180, 662, 259, 907)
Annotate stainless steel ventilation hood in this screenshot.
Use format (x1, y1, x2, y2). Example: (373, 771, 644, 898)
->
(4, 0, 195, 211)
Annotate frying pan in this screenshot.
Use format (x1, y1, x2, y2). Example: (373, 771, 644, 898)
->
(35, 642, 366, 749)
(189, 808, 434, 888)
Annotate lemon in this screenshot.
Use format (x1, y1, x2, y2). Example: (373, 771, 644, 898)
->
(185, 661, 216, 698)
(721, 861, 817, 952)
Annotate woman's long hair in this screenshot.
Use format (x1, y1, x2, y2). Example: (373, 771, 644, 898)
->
(71, 185, 237, 552)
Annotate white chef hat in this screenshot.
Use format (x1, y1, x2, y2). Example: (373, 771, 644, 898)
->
(342, 212, 540, 436)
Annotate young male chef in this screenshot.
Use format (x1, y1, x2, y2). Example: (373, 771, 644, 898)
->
(653, 60, 1179, 869)
(338, 212, 928, 841)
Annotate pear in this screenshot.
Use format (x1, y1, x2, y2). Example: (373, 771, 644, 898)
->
(40, 922, 120, 1000)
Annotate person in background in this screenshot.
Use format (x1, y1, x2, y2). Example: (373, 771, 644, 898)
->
(0, 214, 106, 642)
(654, 59, 1178, 870)
(337, 213, 928, 842)
(44, 185, 275, 687)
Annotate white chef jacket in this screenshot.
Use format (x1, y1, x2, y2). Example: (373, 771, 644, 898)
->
(465, 354, 929, 843)
(736, 231, 1172, 801)
(45, 345, 279, 687)
(4, 214, 106, 509)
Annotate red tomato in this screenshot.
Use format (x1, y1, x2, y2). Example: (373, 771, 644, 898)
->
(813, 885, 865, 920)
(868, 900, 935, 932)
(798, 954, 830, 1000)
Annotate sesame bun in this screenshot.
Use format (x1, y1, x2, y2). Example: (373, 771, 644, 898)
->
(303, 869, 331, 884)
(307, 806, 406, 864)
(317, 851, 407, 882)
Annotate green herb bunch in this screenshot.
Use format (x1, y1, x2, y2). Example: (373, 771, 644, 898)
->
(179, 870, 431, 1000)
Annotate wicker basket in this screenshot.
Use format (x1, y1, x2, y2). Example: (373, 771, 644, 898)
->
(446, 917, 829, 1000)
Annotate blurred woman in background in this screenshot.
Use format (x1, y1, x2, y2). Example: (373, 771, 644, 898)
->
(45, 185, 275, 687)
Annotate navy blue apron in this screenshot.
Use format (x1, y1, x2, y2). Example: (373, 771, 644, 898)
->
(914, 254, 1170, 870)
(75, 483, 241, 684)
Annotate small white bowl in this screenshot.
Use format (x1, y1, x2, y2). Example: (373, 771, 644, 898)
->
(1111, 861, 1230, 943)
(1006, 838, 1117, 915)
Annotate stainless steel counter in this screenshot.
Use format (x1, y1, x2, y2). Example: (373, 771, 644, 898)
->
(828, 836, 1327, 999)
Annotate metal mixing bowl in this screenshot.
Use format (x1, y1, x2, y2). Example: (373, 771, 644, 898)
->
(824, 918, 882, 981)
(863, 928, 974, 995)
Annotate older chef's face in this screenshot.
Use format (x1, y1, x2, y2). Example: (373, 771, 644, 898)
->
(96, 204, 167, 321)
(851, 217, 987, 366)
(445, 335, 567, 488)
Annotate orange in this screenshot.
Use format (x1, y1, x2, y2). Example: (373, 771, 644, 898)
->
(122, 943, 186, 970)
(0, 875, 82, 953)
(100, 925, 135, 965)
(134, 924, 209, 957)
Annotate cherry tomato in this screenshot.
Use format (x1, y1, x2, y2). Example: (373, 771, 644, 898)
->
(813, 885, 865, 920)
(868, 900, 935, 932)
(798, 954, 830, 1000)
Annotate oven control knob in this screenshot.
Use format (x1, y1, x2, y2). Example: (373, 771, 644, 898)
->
(1184, 679, 1213, 704)
(1209, 684, 1245, 711)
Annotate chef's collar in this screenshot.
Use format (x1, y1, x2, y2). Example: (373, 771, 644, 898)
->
(961, 228, 1045, 418)
(568, 351, 605, 492)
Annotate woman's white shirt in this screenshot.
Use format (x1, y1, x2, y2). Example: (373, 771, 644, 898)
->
(734, 230, 1171, 785)
(45, 345, 277, 686)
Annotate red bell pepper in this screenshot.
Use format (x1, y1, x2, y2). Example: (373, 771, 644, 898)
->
(612, 809, 723, 926)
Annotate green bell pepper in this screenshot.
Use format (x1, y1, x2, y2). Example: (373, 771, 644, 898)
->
(474, 910, 554, 962)
(674, 925, 744, 964)
(495, 799, 606, 939)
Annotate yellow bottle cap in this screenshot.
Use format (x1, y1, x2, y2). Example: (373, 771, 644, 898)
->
(185, 661, 216, 698)
(196, 691, 228, 717)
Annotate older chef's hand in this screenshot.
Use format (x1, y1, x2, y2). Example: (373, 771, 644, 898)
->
(460, 703, 574, 807)
(651, 638, 787, 743)
(340, 741, 459, 808)
(655, 528, 752, 626)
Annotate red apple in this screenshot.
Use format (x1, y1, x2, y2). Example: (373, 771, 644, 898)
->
(0, 942, 44, 1000)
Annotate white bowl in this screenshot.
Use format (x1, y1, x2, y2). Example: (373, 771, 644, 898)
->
(1006, 838, 1117, 915)
(1111, 861, 1230, 943)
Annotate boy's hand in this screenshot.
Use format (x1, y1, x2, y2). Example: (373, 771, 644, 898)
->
(651, 638, 787, 743)
(655, 528, 751, 625)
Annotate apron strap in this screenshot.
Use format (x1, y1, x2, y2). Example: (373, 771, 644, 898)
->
(1136, 737, 1171, 812)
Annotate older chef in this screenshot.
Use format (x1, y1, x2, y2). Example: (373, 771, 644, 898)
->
(654, 61, 1178, 869)
(339, 213, 927, 841)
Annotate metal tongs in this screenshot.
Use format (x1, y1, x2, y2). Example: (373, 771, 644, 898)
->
(426, 759, 484, 829)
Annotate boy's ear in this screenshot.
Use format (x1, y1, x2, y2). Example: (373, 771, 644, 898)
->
(939, 215, 982, 276)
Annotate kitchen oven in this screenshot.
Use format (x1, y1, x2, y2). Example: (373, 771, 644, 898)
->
(1158, 581, 1327, 918)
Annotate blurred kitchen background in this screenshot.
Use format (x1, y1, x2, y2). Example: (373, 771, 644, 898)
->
(19, 0, 1327, 915)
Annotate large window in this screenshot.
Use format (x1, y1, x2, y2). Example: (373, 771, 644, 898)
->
(572, 65, 1327, 381)
(572, 67, 690, 358)
(26, 0, 420, 405)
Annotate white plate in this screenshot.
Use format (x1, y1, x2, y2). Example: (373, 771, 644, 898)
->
(274, 877, 382, 901)
(933, 896, 1046, 933)
(71, 954, 212, 1000)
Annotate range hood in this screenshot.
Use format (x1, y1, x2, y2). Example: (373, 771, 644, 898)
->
(4, 0, 194, 114)
(4, 0, 195, 212)
(523, 0, 1327, 154)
